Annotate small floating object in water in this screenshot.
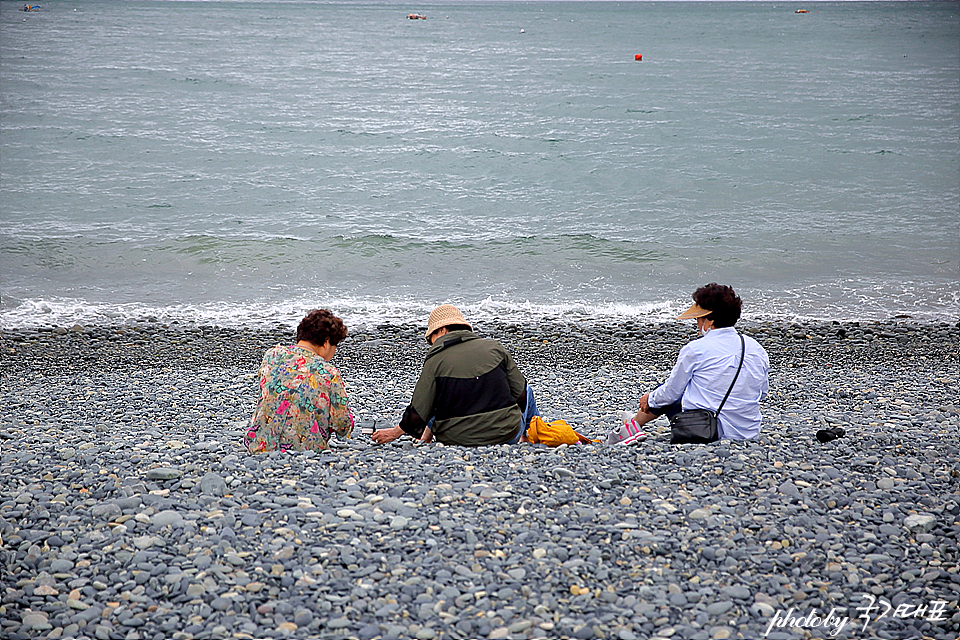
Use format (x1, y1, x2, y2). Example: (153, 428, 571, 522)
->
(634, 54, 643, 61)
(520, 29, 525, 34)
(21, 4, 41, 11)
(407, 13, 426, 20)
(795, 9, 809, 13)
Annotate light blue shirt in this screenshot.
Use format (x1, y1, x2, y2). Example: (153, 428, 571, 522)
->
(649, 326, 770, 440)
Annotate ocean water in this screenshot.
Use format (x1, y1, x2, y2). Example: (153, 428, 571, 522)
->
(2, 0, 957, 330)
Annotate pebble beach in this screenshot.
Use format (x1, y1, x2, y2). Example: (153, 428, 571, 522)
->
(1, 319, 958, 640)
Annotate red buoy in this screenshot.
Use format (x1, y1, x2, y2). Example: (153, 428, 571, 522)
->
(635, 54, 642, 61)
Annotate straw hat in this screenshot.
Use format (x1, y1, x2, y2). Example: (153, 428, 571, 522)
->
(677, 303, 712, 320)
(425, 304, 472, 340)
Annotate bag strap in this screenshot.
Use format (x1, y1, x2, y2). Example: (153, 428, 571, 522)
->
(715, 334, 746, 416)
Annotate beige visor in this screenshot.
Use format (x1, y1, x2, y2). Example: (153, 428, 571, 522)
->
(677, 303, 712, 320)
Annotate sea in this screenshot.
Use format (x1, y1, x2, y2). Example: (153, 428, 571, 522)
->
(2, 0, 957, 331)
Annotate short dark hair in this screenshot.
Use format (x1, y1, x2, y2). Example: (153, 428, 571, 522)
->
(443, 324, 472, 334)
(693, 283, 742, 328)
(428, 324, 472, 342)
(296, 309, 347, 346)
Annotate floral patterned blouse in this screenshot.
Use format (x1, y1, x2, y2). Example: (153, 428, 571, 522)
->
(246, 345, 354, 453)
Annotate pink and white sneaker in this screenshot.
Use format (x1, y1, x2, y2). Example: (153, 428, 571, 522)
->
(605, 414, 647, 445)
(620, 418, 647, 445)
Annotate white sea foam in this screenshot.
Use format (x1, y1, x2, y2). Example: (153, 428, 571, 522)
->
(2, 289, 954, 332)
(0, 296, 682, 331)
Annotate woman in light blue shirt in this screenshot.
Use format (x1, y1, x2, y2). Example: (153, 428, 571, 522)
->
(627, 283, 770, 440)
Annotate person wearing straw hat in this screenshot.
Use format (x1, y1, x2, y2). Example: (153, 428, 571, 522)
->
(371, 304, 539, 446)
(620, 283, 770, 440)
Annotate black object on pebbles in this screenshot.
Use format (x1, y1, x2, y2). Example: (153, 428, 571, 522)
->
(1, 320, 958, 639)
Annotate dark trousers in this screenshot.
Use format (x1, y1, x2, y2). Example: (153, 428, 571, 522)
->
(649, 400, 683, 419)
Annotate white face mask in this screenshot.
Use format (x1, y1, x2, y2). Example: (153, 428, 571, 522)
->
(699, 325, 711, 337)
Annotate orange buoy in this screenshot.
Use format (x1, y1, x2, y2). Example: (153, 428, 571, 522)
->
(634, 54, 642, 61)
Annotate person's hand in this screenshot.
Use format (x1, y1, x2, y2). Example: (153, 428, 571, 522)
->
(420, 427, 433, 444)
(371, 426, 404, 444)
(638, 392, 651, 414)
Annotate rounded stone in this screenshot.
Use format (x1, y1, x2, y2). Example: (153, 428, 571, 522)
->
(199, 473, 227, 496)
(50, 559, 75, 573)
(706, 601, 733, 615)
(146, 467, 182, 480)
(327, 618, 351, 629)
(152, 510, 184, 527)
(90, 504, 122, 520)
(293, 609, 313, 627)
(903, 514, 935, 532)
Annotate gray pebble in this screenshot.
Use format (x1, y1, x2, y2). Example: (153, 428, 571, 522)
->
(903, 513, 936, 532)
(90, 503, 121, 519)
(706, 601, 734, 615)
(146, 467, 182, 480)
(200, 472, 227, 495)
(152, 510, 184, 527)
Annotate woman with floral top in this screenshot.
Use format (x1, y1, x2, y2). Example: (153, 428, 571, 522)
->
(246, 309, 354, 453)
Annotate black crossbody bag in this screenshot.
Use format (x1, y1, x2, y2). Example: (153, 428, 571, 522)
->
(669, 335, 745, 444)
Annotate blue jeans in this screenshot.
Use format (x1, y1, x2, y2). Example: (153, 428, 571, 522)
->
(505, 385, 540, 444)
